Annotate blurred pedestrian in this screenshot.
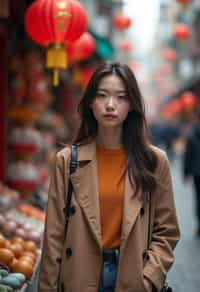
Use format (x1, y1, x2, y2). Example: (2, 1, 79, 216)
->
(38, 62, 180, 292)
(183, 109, 200, 236)
(161, 122, 180, 161)
(149, 120, 165, 147)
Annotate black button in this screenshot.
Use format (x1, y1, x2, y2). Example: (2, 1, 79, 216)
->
(140, 207, 145, 216)
(56, 257, 61, 263)
(142, 250, 149, 261)
(61, 282, 65, 291)
(66, 247, 72, 257)
(63, 206, 67, 215)
(70, 205, 76, 215)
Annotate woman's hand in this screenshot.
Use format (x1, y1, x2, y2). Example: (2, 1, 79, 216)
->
(143, 276, 153, 292)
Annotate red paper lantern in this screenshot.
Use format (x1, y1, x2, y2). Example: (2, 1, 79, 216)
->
(170, 100, 183, 114)
(66, 32, 96, 63)
(156, 64, 171, 76)
(126, 61, 140, 73)
(78, 67, 94, 87)
(113, 13, 131, 31)
(24, 0, 88, 85)
(161, 107, 172, 118)
(162, 48, 176, 62)
(176, 0, 192, 6)
(119, 40, 132, 53)
(180, 91, 197, 110)
(173, 23, 191, 41)
(162, 99, 183, 117)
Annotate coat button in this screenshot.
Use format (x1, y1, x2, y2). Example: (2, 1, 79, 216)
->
(70, 205, 76, 215)
(140, 207, 145, 216)
(56, 257, 61, 263)
(66, 247, 72, 257)
(61, 282, 65, 291)
(142, 250, 149, 261)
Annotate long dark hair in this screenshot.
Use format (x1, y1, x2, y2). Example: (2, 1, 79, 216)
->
(75, 61, 158, 200)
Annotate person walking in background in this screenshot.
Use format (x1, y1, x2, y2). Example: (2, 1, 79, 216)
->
(183, 109, 200, 237)
(149, 119, 180, 161)
(161, 121, 180, 161)
(38, 62, 180, 292)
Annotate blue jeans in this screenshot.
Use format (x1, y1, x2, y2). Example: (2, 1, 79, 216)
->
(98, 251, 119, 292)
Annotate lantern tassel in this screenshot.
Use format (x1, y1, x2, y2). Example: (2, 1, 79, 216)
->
(46, 43, 67, 86)
(53, 69, 59, 87)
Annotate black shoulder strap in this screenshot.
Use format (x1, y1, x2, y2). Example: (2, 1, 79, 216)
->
(147, 198, 151, 249)
(70, 144, 78, 175)
(64, 144, 77, 219)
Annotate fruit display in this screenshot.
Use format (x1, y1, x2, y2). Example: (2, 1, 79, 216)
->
(0, 232, 41, 291)
(0, 184, 20, 213)
(0, 207, 44, 244)
(0, 269, 26, 291)
(0, 180, 44, 291)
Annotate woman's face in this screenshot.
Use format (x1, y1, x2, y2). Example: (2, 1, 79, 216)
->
(90, 74, 131, 130)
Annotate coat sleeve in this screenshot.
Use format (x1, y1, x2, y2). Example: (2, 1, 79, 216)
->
(38, 149, 70, 292)
(143, 151, 180, 291)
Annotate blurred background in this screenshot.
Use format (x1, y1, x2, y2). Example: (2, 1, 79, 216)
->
(0, 0, 200, 291)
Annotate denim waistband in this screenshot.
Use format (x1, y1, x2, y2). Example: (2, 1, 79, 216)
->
(103, 248, 120, 263)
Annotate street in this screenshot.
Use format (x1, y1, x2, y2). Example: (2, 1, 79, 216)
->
(168, 156, 200, 291)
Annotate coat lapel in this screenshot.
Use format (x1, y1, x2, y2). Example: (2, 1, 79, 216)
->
(121, 175, 143, 246)
(70, 141, 143, 250)
(70, 142, 102, 248)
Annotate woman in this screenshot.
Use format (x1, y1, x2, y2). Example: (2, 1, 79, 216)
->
(38, 62, 180, 292)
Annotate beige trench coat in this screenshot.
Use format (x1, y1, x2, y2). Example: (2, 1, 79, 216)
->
(38, 141, 180, 292)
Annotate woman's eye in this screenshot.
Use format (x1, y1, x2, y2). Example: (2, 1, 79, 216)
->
(118, 96, 126, 100)
(97, 93, 106, 98)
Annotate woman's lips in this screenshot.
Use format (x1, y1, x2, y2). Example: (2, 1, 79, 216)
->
(103, 114, 117, 120)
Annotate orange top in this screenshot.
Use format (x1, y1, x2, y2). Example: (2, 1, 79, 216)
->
(96, 146, 127, 248)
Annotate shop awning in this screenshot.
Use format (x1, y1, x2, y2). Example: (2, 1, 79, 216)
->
(89, 30, 115, 60)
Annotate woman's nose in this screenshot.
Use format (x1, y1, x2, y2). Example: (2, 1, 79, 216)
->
(106, 96, 115, 109)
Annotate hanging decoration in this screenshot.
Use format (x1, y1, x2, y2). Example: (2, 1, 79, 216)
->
(173, 23, 191, 41)
(24, 0, 88, 86)
(162, 48, 177, 62)
(113, 13, 131, 31)
(176, 0, 192, 8)
(161, 99, 183, 118)
(119, 40, 132, 53)
(77, 67, 94, 87)
(66, 32, 96, 64)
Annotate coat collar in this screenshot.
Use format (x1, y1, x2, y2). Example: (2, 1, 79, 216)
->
(76, 140, 96, 162)
(71, 140, 143, 249)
